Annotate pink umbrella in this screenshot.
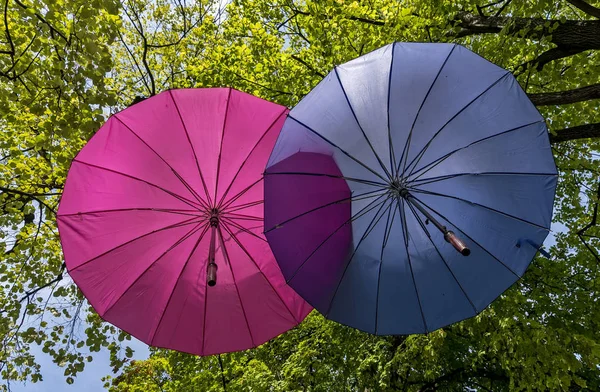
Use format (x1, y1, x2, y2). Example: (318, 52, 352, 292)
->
(57, 88, 311, 355)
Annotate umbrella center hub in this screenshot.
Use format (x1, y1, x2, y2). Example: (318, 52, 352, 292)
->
(209, 208, 220, 227)
(389, 179, 408, 199)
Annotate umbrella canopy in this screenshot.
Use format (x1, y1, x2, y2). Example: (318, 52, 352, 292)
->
(57, 88, 311, 355)
(264, 43, 557, 335)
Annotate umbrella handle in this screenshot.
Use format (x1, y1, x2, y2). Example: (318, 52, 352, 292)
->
(444, 231, 471, 256)
(207, 262, 218, 287)
(403, 191, 471, 257)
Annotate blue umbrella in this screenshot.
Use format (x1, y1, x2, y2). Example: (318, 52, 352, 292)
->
(264, 42, 557, 334)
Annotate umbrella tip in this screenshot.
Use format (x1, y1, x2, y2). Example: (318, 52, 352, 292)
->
(461, 248, 471, 257)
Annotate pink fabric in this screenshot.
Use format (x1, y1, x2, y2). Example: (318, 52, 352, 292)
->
(57, 88, 311, 355)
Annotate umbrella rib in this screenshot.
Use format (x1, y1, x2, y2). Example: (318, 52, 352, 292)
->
(113, 115, 209, 210)
(264, 171, 387, 187)
(334, 67, 393, 180)
(263, 188, 387, 234)
(220, 223, 300, 324)
(220, 178, 262, 212)
(214, 88, 233, 206)
(374, 260, 384, 335)
(375, 198, 400, 333)
(216, 225, 256, 348)
(381, 198, 399, 259)
(68, 215, 203, 272)
(398, 199, 429, 333)
(287, 115, 388, 183)
(409, 194, 520, 278)
(159, 170, 210, 210)
(387, 42, 398, 175)
(324, 197, 391, 321)
(397, 44, 457, 178)
(409, 171, 557, 187)
(216, 108, 288, 210)
(221, 217, 266, 243)
(224, 213, 263, 222)
(223, 200, 264, 214)
(100, 221, 206, 317)
(407, 187, 550, 230)
(404, 72, 511, 178)
(71, 160, 203, 211)
(406, 120, 545, 182)
(169, 90, 215, 208)
(405, 200, 478, 314)
(58, 207, 201, 217)
(286, 193, 389, 284)
(150, 223, 211, 347)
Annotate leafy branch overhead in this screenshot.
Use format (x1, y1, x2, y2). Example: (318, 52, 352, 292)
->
(0, 0, 599, 391)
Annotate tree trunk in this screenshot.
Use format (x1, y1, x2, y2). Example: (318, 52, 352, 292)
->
(529, 83, 600, 106)
(454, 12, 600, 50)
(549, 122, 600, 143)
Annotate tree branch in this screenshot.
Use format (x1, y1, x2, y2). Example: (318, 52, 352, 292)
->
(3, 0, 15, 57)
(0, 186, 59, 214)
(565, 0, 600, 19)
(13, 0, 68, 42)
(530, 47, 586, 71)
(0, 263, 65, 314)
(122, 1, 156, 96)
(549, 122, 600, 143)
(290, 54, 325, 78)
(529, 83, 600, 106)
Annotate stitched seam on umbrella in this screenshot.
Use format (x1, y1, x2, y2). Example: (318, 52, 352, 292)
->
(375, 198, 399, 334)
(221, 216, 267, 242)
(216, 108, 288, 210)
(220, 178, 263, 212)
(150, 224, 211, 349)
(100, 221, 206, 318)
(71, 159, 203, 211)
(223, 213, 262, 221)
(410, 171, 558, 187)
(324, 197, 392, 322)
(397, 44, 457, 178)
(113, 115, 209, 209)
(408, 187, 551, 230)
(67, 214, 202, 272)
(264, 171, 387, 187)
(58, 208, 200, 217)
(168, 90, 215, 208)
(399, 199, 429, 333)
(334, 67, 393, 180)
(407, 120, 545, 182)
(263, 188, 386, 234)
(214, 88, 233, 206)
(405, 200, 479, 314)
(223, 199, 264, 215)
(287, 116, 388, 183)
(409, 194, 520, 278)
(220, 223, 299, 324)
(387, 42, 397, 174)
(405, 71, 512, 177)
(216, 225, 257, 347)
(286, 193, 389, 284)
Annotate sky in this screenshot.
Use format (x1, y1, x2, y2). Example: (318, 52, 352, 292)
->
(10, 337, 149, 392)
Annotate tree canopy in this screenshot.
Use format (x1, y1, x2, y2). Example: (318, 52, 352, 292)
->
(1, 0, 599, 391)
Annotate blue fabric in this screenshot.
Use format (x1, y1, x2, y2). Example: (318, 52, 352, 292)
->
(267, 42, 558, 334)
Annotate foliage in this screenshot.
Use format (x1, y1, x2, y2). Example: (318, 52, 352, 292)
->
(1, 0, 599, 390)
